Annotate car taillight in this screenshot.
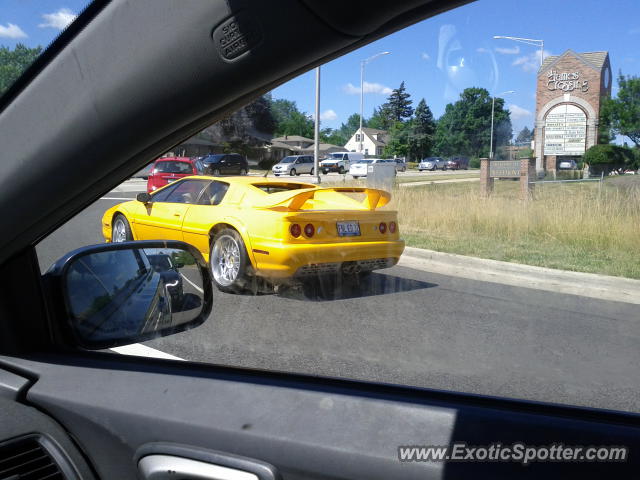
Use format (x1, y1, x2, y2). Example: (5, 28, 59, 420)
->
(290, 223, 301, 238)
(379, 222, 387, 234)
(304, 223, 315, 237)
(389, 221, 397, 233)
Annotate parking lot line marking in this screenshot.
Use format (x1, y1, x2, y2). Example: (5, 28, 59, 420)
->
(111, 343, 185, 360)
(100, 196, 134, 200)
(181, 273, 204, 294)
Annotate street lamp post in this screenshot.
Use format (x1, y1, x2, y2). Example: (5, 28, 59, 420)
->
(359, 51, 390, 153)
(493, 35, 544, 67)
(490, 90, 515, 159)
(314, 66, 321, 184)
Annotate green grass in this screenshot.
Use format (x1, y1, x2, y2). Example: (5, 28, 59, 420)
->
(390, 177, 640, 279)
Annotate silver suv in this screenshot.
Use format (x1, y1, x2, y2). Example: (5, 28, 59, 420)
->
(419, 157, 446, 171)
(272, 155, 315, 176)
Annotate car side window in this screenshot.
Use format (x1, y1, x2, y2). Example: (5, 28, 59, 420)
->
(150, 182, 181, 202)
(162, 179, 210, 204)
(197, 181, 230, 206)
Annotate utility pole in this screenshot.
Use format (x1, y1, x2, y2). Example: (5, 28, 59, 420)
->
(314, 66, 321, 184)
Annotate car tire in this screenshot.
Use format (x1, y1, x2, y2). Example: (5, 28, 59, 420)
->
(322, 169, 328, 175)
(290, 168, 297, 176)
(310, 167, 314, 175)
(212, 168, 221, 176)
(339, 166, 345, 174)
(353, 175, 359, 179)
(240, 168, 247, 175)
(112, 214, 133, 243)
(210, 228, 251, 293)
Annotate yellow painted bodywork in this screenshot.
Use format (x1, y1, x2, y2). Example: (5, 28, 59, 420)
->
(102, 176, 405, 279)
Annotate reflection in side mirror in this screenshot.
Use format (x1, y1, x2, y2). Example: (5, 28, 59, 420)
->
(137, 192, 152, 203)
(44, 241, 212, 350)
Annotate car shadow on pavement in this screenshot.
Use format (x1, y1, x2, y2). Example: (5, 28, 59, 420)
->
(278, 272, 437, 302)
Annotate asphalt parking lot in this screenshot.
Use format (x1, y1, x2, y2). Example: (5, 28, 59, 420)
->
(36, 181, 640, 413)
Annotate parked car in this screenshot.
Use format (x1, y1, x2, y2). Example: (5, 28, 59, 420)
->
(147, 157, 204, 192)
(320, 151, 364, 174)
(349, 158, 396, 179)
(395, 158, 407, 172)
(418, 157, 446, 171)
(272, 155, 315, 176)
(201, 153, 249, 176)
(558, 159, 578, 170)
(446, 156, 470, 170)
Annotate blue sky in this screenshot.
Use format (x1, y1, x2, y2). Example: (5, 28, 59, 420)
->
(2, 0, 639, 138)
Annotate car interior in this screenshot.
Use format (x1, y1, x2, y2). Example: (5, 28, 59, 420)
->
(0, 0, 638, 479)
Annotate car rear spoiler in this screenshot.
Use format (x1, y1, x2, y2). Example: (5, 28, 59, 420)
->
(256, 187, 391, 211)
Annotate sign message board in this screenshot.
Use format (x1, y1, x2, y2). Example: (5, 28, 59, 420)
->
(489, 160, 520, 178)
(544, 104, 587, 156)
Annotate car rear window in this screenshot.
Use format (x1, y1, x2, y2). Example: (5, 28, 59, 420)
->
(154, 161, 193, 174)
(252, 183, 310, 193)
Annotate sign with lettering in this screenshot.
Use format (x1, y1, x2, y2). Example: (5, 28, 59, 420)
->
(544, 104, 587, 156)
(547, 70, 589, 93)
(490, 160, 520, 178)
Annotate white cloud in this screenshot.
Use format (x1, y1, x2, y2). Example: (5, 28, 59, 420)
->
(0, 23, 27, 39)
(420, 52, 430, 61)
(495, 46, 520, 55)
(508, 104, 532, 120)
(342, 81, 393, 95)
(39, 8, 77, 30)
(476, 47, 489, 53)
(512, 49, 552, 72)
(320, 109, 337, 121)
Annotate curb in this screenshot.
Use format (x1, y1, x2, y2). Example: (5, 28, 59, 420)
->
(399, 247, 640, 305)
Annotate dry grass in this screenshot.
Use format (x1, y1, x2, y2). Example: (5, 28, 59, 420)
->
(388, 178, 640, 279)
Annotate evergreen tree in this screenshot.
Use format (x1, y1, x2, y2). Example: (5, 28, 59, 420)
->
(381, 81, 413, 123)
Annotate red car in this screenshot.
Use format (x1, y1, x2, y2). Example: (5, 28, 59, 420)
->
(146, 157, 204, 192)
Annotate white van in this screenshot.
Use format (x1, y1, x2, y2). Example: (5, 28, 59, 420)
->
(319, 151, 364, 174)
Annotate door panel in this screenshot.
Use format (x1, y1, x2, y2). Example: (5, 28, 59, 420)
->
(134, 203, 190, 241)
(1, 354, 639, 480)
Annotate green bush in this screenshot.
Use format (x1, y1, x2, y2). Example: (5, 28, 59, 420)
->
(584, 144, 635, 175)
(469, 157, 480, 169)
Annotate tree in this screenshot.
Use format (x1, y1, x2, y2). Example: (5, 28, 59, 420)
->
(0, 44, 43, 95)
(433, 87, 512, 158)
(270, 98, 314, 138)
(367, 106, 391, 130)
(601, 73, 640, 147)
(515, 126, 533, 144)
(583, 144, 635, 175)
(381, 81, 413, 123)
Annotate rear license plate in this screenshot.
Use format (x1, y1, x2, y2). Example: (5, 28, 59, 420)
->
(337, 221, 360, 237)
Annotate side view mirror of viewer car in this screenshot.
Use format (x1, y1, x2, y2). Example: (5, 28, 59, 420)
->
(43, 240, 213, 350)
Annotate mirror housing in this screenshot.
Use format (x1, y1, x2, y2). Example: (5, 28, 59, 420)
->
(43, 240, 213, 350)
(137, 192, 152, 203)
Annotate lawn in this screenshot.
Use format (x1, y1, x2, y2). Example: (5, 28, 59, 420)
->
(388, 176, 640, 279)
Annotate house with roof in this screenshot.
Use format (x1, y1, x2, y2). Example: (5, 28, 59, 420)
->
(534, 50, 611, 174)
(344, 127, 389, 156)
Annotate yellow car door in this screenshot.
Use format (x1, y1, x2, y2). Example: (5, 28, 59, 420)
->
(134, 179, 210, 241)
(181, 180, 231, 257)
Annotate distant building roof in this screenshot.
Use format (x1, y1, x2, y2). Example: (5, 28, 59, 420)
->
(271, 135, 314, 143)
(361, 127, 388, 136)
(269, 141, 298, 151)
(539, 50, 609, 73)
(301, 143, 344, 152)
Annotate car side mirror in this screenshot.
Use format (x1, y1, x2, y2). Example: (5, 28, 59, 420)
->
(43, 240, 213, 350)
(137, 192, 152, 203)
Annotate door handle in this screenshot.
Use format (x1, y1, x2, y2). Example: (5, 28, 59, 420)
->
(139, 455, 258, 480)
(173, 213, 181, 217)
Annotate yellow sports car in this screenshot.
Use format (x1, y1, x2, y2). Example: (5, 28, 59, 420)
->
(102, 176, 405, 292)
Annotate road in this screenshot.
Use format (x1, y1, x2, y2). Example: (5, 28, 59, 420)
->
(36, 181, 640, 414)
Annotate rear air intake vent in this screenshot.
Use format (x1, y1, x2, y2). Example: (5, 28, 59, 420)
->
(0, 436, 65, 480)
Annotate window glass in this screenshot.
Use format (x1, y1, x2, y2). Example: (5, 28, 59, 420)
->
(154, 161, 193, 174)
(164, 180, 209, 204)
(197, 181, 229, 205)
(30, 0, 640, 415)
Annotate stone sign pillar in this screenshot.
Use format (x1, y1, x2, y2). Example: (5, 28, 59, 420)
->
(520, 157, 536, 200)
(479, 157, 493, 197)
